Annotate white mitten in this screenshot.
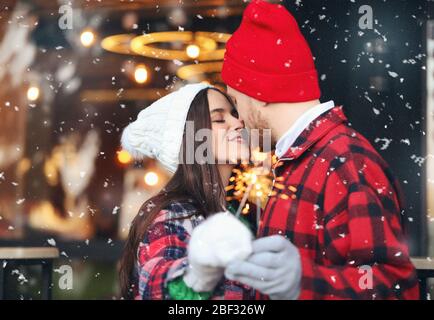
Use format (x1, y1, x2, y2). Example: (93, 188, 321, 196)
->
(183, 212, 253, 292)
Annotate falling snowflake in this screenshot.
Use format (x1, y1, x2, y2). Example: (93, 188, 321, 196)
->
(11, 269, 28, 285)
(388, 71, 399, 78)
(284, 60, 292, 68)
(112, 206, 120, 215)
(374, 138, 392, 150)
(145, 201, 156, 212)
(410, 154, 425, 167)
(400, 139, 410, 145)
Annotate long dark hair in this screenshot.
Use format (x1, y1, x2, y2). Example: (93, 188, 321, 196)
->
(119, 87, 235, 298)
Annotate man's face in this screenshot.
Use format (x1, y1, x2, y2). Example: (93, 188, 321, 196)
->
(226, 86, 274, 151)
(226, 86, 267, 130)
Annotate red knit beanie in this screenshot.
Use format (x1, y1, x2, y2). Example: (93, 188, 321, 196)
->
(221, 0, 321, 103)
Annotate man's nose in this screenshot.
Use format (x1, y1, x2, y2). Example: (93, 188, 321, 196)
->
(232, 118, 245, 131)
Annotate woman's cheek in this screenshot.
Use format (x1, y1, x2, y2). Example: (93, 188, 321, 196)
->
(212, 131, 224, 162)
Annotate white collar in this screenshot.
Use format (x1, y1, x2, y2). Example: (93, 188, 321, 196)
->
(275, 100, 335, 158)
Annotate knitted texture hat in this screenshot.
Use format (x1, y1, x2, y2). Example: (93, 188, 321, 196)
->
(121, 83, 212, 173)
(221, 0, 321, 103)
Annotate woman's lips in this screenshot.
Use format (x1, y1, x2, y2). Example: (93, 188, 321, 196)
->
(227, 134, 244, 144)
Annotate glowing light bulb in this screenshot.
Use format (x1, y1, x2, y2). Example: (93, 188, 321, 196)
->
(134, 65, 148, 84)
(186, 44, 200, 59)
(27, 86, 40, 101)
(117, 150, 132, 164)
(80, 30, 95, 47)
(144, 171, 159, 186)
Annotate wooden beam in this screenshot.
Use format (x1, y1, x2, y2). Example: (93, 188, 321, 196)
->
(80, 87, 169, 102)
(411, 257, 434, 271)
(0, 247, 59, 259)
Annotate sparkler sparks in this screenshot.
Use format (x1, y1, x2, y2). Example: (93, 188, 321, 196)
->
(226, 149, 298, 225)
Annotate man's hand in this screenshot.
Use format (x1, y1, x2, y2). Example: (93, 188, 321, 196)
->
(225, 235, 302, 300)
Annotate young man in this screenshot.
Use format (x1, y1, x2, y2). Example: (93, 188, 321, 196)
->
(222, 0, 419, 299)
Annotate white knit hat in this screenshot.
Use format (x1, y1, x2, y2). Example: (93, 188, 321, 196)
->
(121, 83, 212, 173)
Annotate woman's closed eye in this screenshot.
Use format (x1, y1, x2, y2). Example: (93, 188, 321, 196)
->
(211, 108, 226, 123)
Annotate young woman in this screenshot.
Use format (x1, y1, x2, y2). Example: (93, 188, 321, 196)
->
(119, 83, 254, 300)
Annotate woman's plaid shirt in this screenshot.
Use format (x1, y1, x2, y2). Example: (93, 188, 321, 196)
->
(135, 201, 253, 300)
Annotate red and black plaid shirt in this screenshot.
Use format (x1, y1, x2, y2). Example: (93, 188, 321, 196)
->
(257, 106, 419, 299)
(135, 201, 253, 300)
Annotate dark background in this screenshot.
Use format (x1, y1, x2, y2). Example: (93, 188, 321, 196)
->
(282, 0, 432, 255)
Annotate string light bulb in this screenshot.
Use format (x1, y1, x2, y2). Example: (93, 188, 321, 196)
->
(134, 64, 149, 84)
(186, 44, 200, 59)
(27, 86, 40, 101)
(144, 171, 159, 186)
(80, 29, 96, 47)
(117, 150, 132, 165)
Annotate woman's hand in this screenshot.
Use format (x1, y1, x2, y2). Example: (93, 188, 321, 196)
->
(183, 212, 253, 292)
(183, 262, 224, 293)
